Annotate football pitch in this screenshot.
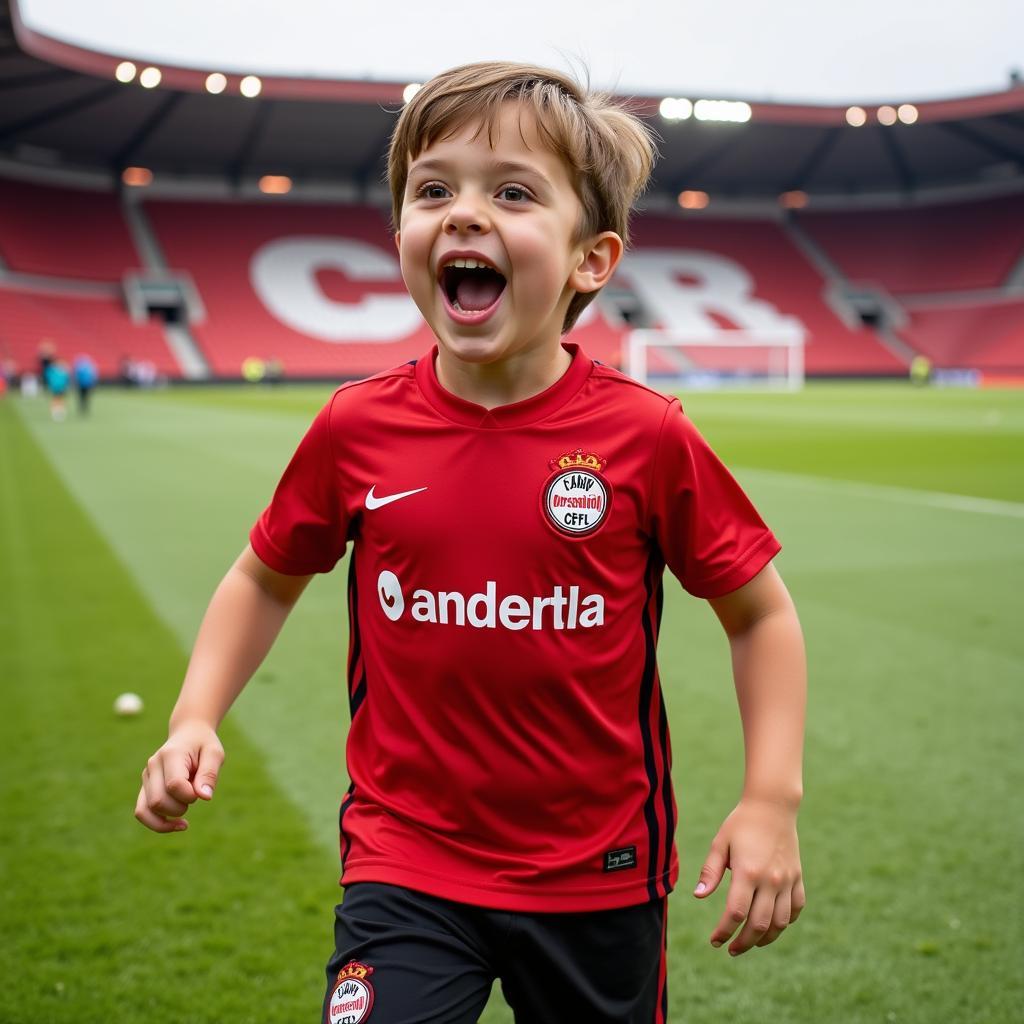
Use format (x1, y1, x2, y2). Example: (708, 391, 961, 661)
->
(2, 381, 1022, 1023)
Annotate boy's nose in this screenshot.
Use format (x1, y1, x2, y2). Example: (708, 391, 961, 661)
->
(443, 195, 490, 234)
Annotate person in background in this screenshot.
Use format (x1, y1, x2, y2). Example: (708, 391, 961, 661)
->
(45, 359, 70, 421)
(1, 356, 17, 395)
(37, 338, 56, 394)
(909, 354, 932, 387)
(73, 354, 99, 415)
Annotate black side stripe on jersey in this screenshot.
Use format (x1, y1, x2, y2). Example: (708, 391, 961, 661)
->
(657, 682, 675, 894)
(639, 550, 663, 902)
(346, 556, 362, 704)
(651, 567, 675, 892)
(347, 556, 368, 716)
(350, 672, 367, 718)
(338, 781, 356, 869)
(340, 557, 365, 874)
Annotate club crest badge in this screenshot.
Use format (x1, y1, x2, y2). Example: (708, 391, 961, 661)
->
(326, 961, 375, 1023)
(542, 448, 612, 538)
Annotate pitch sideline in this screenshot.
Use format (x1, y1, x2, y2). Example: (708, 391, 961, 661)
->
(736, 467, 1024, 519)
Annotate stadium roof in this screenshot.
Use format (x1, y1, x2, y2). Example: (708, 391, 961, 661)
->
(16, 0, 1024, 105)
(2, 0, 1024, 213)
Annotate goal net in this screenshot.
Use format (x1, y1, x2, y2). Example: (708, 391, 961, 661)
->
(625, 328, 805, 392)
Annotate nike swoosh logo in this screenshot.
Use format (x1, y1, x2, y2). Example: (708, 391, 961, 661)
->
(365, 485, 428, 510)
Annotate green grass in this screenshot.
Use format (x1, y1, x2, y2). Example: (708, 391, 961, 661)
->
(680, 385, 1024, 502)
(4, 381, 1023, 1023)
(0, 401, 340, 1023)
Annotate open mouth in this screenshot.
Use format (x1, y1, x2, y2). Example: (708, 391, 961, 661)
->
(440, 264, 508, 319)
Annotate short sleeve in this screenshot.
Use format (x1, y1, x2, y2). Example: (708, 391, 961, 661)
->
(249, 393, 350, 575)
(649, 400, 781, 598)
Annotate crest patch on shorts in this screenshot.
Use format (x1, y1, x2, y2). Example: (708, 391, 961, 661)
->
(542, 448, 612, 538)
(327, 960, 375, 1023)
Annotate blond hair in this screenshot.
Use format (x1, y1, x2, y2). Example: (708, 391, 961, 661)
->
(386, 60, 661, 334)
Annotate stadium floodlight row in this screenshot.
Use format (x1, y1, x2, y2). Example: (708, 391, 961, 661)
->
(4, 0, 1024, 207)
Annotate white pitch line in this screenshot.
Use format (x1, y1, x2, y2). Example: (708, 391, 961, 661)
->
(735, 467, 1024, 520)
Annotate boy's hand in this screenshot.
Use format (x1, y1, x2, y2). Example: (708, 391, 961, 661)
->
(692, 797, 805, 956)
(134, 720, 225, 833)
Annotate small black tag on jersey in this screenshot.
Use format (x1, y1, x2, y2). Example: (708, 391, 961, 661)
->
(603, 846, 637, 872)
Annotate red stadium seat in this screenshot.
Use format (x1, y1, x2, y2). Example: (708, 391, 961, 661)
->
(0, 179, 142, 282)
(0, 285, 178, 378)
(797, 196, 1024, 295)
(897, 298, 1024, 372)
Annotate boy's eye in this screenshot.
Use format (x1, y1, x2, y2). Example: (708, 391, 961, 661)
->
(411, 181, 532, 202)
(500, 184, 530, 202)
(411, 182, 449, 200)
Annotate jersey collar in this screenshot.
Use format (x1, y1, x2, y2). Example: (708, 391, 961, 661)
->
(415, 342, 594, 429)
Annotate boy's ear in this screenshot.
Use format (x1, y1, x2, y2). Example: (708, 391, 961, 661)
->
(570, 231, 624, 295)
(394, 231, 401, 252)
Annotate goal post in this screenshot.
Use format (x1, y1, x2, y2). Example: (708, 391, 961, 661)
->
(625, 328, 805, 392)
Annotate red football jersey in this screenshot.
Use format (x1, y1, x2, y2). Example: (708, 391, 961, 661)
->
(250, 342, 780, 912)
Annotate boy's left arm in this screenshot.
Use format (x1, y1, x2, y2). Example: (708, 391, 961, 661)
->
(694, 561, 807, 956)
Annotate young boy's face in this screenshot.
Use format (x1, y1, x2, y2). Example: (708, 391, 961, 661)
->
(395, 100, 619, 370)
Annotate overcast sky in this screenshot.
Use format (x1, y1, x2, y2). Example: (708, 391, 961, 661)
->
(19, 0, 1024, 103)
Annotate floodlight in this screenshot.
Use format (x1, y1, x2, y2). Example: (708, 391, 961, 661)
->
(115, 61, 136, 84)
(122, 167, 153, 187)
(897, 104, 918, 124)
(659, 97, 693, 122)
(139, 67, 162, 89)
(205, 73, 227, 95)
(403, 83, 422, 104)
(678, 190, 709, 210)
(240, 75, 262, 98)
(877, 105, 897, 126)
(845, 106, 867, 127)
(259, 175, 292, 195)
(694, 99, 751, 124)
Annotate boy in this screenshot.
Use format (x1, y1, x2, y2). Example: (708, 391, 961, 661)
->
(136, 61, 807, 1023)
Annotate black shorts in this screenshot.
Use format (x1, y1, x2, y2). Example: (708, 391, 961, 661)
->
(322, 883, 668, 1024)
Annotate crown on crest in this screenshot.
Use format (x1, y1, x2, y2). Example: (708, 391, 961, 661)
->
(549, 448, 607, 472)
(337, 961, 374, 982)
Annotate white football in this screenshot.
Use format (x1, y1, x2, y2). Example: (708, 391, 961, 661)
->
(114, 692, 144, 717)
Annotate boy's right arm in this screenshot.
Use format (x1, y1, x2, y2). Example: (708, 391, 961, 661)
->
(134, 543, 313, 833)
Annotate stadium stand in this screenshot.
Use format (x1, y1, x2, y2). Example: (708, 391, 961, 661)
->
(2, 21, 1023, 384)
(626, 214, 906, 375)
(0, 179, 142, 282)
(142, 199, 914, 377)
(896, 297, 1024, 373)
(0, 284, 178, 377)
(795, 196, 1024, 374)
(144, 199, 434, 378)
(2, 175, 1023, 379)
(797, 195, 1024, 295)
(142, 197, 626, 377)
